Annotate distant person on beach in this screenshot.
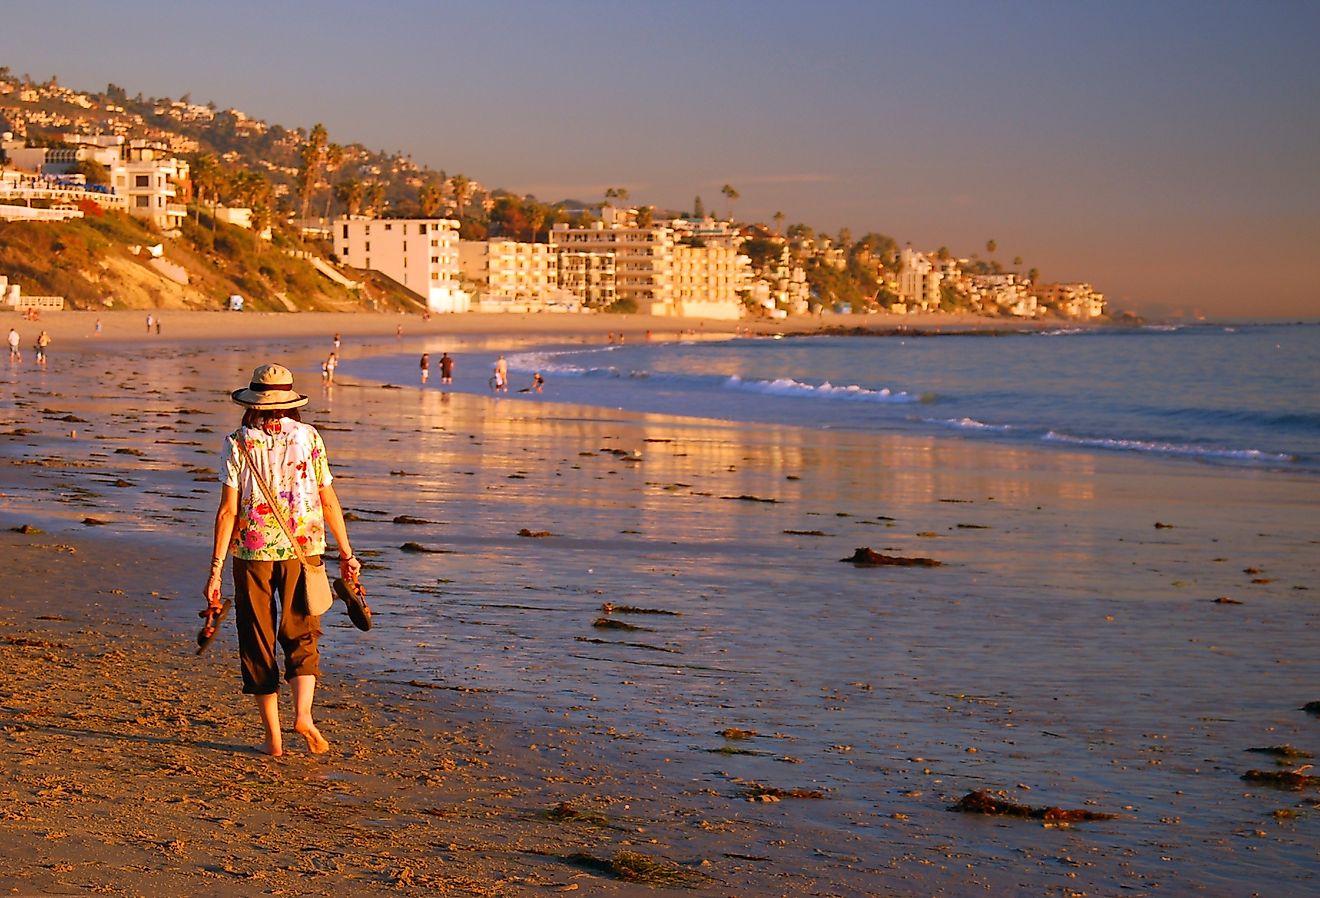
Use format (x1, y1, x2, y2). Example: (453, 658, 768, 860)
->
(35, 330, 50, 366)
(333, 333, 341, 352)
(322, 353, 338, 382)
(94, 318, 102, 336)
(439, 352, 454, 385)
(493, 354, 508, 392)
(519, 372, 544, 394)
(203, 363, 362, 757)
(146, 313, 153, 334)
(7, 327, 20, 362)
(419, 352, 429, 384)
(155, 318, 161, 335)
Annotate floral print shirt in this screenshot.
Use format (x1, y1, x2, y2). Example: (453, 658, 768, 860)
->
(220, 421, 333, 561)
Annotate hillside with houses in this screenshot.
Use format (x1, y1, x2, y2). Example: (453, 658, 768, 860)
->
(0, 70, 1106, 320)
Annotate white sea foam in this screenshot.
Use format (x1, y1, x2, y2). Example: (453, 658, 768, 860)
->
(1042, 431, 1293, 463)
(926, 416, 1014, 432)
(724, 375, 917, 403)
(506, 349, 597, 376)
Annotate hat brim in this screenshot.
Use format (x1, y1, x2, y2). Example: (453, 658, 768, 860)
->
(231, 388, 309, 410)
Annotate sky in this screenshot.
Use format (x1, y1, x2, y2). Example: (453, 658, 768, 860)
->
(2, 0, 1317, 319)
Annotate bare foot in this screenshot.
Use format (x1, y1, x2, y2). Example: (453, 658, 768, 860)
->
(295, 721, 330, 754)
(260, 736, 284, 757)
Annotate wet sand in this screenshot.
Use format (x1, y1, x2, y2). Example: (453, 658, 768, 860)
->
(1, 313, 1317, 896)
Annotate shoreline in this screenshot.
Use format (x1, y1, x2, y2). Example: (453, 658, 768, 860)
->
(3, 307, 1097, 353)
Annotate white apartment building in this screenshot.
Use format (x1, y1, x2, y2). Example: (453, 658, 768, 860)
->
(970, 273, 1038, 318)
(549, 221, 676, 314)
(110, 140, 188, 230)
(557, 251, 616, 308)
(2, 132, 186, 229)
(897, 247, 943, 312)
(459, 239, 561, 302)
(334, 217, 468, 313)
(1034, 282, 1106, 319)
(672, 243, 748, 319)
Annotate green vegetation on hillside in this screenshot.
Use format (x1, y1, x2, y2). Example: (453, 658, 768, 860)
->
(0, 209, 403, 311)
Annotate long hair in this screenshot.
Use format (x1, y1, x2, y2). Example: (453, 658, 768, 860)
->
(241, 408, 303, 429)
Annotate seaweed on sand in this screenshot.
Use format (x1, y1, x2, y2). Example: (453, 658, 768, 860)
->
(738, 782, 825, 801)
(719, 728, 758, 740)
(1246, 745, 1313, 761)
(560, 850, 704, 886)
(399, 542, 453, 554)
(543, 802, 611, 827)
(591, 618, 650, 632)
(1242, 766, 1320, 790)
(840, 547, 941, 567)
(950, 789, 1118, 822)
(600, 602, 679, 616)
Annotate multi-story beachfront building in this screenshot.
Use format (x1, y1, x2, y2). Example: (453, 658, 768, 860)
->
(549, 220, 676, 314)
(1033, 282, 1107, 319)
(334, 216, 468, 313)
(458, 239, 563, 307)
(1, 132, 184, 229)
(968, 273, 1038, 318)
(549, 208, 747, 319)
(557, 250, 616, 309)
(672, 242, 749, 319)
(897, 247, 943, 312)
(110, 140, 189, 230)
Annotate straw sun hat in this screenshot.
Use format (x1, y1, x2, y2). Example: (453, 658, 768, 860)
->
(231, 363, 309, 410)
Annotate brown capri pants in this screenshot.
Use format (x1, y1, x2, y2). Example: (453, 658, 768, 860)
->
(232, 557, 322, 695)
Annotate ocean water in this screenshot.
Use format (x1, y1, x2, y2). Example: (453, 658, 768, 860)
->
(362, 323, 1320, 475)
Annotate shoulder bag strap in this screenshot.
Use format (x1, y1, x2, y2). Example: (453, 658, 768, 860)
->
(236, 436, 312, 566)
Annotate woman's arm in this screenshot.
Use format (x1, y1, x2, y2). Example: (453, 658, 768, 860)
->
(320, 483, 362, 580)
(204, 484, 239, 611)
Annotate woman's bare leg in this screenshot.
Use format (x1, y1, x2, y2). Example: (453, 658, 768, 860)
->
(255, 692, 282, 756)
(291, 675, 329, 753)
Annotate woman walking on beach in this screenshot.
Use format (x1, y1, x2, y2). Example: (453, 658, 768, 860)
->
(203, 363, 362, 756)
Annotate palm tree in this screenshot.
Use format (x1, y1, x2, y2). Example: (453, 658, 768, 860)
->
(230, 169, 272, 248)
(449, 174, 471, 219)
(602, 187, 630, 209)
(418, 181, 444, 218)
(335, 179, 367, 218)
(985, 239, 997, 257)
(720, 184, 740, 221)
(528, 205, 546, 243)
(773, 210, 785, 235)
(365, 182, 387, 218)
(297, 123, 328, 243)
(189, 153, 224, 230)
(321, 143, 344, 220)
(636, 205, 654, 228)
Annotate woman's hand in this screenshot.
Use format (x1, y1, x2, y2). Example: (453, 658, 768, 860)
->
(203, 565, 224, 615)
(339, 552, 362, 581)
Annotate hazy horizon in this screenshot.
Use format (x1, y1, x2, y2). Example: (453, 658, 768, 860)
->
(1, 0, 1316, 319)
